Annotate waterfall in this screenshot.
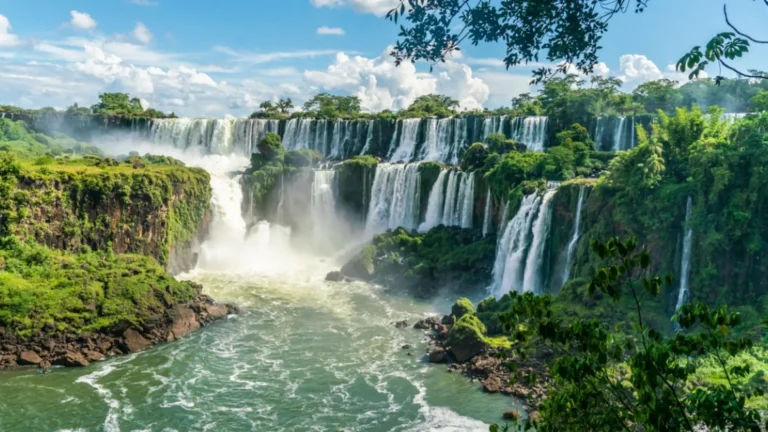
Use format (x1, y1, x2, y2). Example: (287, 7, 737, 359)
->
(482, 187, 492, 236)
(457, 172, 475, 229)
(521, 191, 555, 294)
(492, 194, 542, 298)
(360, 120, 375, 155)
(483, 116, 507, 140)
(390, 119, 421, 162)
(675, 197, 694, 312)
(631, 116, 636, 149)
(510, 116, 549, 151)
(276, 171, 285, 224)
(562, 187, 586, 285)
(151, 118, 281, 156)
(310, 170, 339, 250)
(613, 117, 626, 151)
(232, 119, 280, 155)
(419, 169, 448, 232)
(594, 117, 605, 150)
(365, 163, 421, 234)
(440, 171, 459, 226)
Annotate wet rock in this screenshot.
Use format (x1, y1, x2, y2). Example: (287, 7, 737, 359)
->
(503, 409, 521, 421)
(392, 320, 409, 329)
(413, 316, 441, 330)
(1, 355, 18, 368)
(18, 351, 42, 366)
(401, 344, 412, 349)
(428, 348, 446, 363)
(203, 304, 229, 322)
(84, 350, 105, 362)
(483, 375, 503, 393)
(123, 329, 152, 353)
(54, 351, 89, 367)
(325, 271, 344, 282)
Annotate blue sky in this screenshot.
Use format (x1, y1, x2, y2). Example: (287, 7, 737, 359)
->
(0, 0, 765, 117)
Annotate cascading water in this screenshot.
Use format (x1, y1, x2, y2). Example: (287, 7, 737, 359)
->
(365, 163, 422, 234)
(482, 188, 492, 237)
(482, 116, 507, 140)
(521, 191, 555, 294)
(562, 187, 586, 285)
(510, 116, 549, 151)
(613, 117, 626, 152)
(594, 117, 606, 150)
(232, 118, 280, 155)
(675, 197, 694, 312)
(491, 194, 541, 298)
(390, 119, 421, 162)
(631, 116, 636, 148)
(310, 170, 340, 252)
(419, 169, 448, 232)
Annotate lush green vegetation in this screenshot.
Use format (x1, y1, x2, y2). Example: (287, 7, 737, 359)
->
(1, 92, 174, 119)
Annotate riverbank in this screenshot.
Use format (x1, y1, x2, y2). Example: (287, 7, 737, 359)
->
(0, 292, 236, 370)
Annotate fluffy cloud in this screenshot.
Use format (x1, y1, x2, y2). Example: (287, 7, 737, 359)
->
(0, 15, 20, 47)
(70, 11, 97, 30)
(133, 22, 153, 44)
(616, 54, 663, 88)
(304, 48, 489, 112)
(310, 0, 400, 16)
(317, 26, 345, 36)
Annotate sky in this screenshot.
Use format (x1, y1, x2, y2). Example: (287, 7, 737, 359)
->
(0, 0, 766, 117)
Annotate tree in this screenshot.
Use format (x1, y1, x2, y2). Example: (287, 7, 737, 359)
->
(276, 98, 294, 114)
(461, 142, 489, 171)
(490, 238, 763, 432)
(259, 101, 277, 113)
(485, 133, 522, 154)
(90, 93, 144, 116)
(257, 133, 284, 161)
(402, 94, 459, 117)
(510, 93, 543, 116)
(749, 90, 768, 112)
(65, 103, 92, 116)
(387, 0, 651, 83)
(633, 79, 683, 113)
(303, 93, 362, 118)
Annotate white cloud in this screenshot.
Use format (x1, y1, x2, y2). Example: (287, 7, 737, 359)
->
(215, 46, 341, 65)
(0, 15, 20, 47)
(70, 11, 97, 30)
(310, 0, 400, 16)
(303, 47, 489, 112)
(133, 22, 153, 44)
(616, 54, 663, 88)
(317, 26, 345, 36)
(129, 0, 159, 5)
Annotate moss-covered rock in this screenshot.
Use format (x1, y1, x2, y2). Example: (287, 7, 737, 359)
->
(451, 297, 475, 320)
(446, 314, 488, 362)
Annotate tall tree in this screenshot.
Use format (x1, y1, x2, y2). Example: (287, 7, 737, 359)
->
(633, 79, 683, 113)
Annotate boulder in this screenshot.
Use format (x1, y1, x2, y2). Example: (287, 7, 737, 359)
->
(54, 351, 89, 367)
(83, 350, 105, 362)
(446, 315, 488, 363)
(18, 350, 42, 366)
(123, 329, 152, 353)
(168, 305, 201, 340)
(203, 304, 229, 321)
(428, 348, 446, 363)
(503, 409, 521, 421)
(401, 344, 412, 350)
(392, 320, 409, 329)
(483, 375, 503, 393)
(340, 245, 376, 280)
(325, 271, 344, 282)
(413, 316, 441, 330)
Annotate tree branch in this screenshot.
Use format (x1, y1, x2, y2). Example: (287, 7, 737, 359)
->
(723, 4, 768, 44)
(717, 58, 768, 79)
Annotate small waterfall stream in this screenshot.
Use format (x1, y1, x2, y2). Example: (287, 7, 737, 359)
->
(482, 188, 492, 236)
(675, 197, 694, 311)
(562, 187, 586, 285)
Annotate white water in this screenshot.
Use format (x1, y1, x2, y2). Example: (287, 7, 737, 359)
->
(482, 188, 492, 237)
(594, 117, 606, 150)
(562, 187, 586, 285)
(675, 196, 694, 311)
(491, 194, 541, 298)
(419, 169, 448, 232)
(510, 116, 549, 151)
(390, 119, 421, 162)
(310, 170, 340, 252)
(521, 191, 555, 294)
(482, 115, 507, 140)
(366, 163, 422, 234)
(613, 117, 626, 152)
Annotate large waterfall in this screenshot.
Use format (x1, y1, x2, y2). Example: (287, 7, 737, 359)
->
(510, 116, 549, 151)
(365, 163, 422, 234)
(419, 169, 475, 232)
(310, 170, 340, 251)
(562, 187, 586, 285)
(593, 116, 637, 152)
(390, 119, 422, 162)
(491, 190, 556, 297)
(675, 196, 694, 312)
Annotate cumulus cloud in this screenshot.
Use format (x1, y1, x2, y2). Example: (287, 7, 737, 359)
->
(304, 48, 489, 112)
(70, 11, 97, 30)
(133, 22, 153, 44)
(310, 0, 400, 16)
(317, 26, 345, 36)
(0, 15, 20, 47)
(616, 54, 663, 88)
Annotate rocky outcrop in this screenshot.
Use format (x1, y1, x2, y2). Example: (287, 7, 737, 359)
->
(0, 295, 237, 370)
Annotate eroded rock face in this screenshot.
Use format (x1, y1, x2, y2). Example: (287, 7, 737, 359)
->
(428, 348, 446, 363)
(167, 305, 201, 341)
(53, 351, 89, 368)
(483, 375, 503, 393)
(325, 271, 344, 282)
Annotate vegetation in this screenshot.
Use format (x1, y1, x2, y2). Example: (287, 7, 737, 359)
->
(250, 98, 294, 119)
(400, 94, 459, 118)
(0, 92, 174, 119)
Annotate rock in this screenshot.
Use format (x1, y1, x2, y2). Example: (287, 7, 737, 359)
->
(54, 351, 89, 367)
(167, 305, 201, 341)
(413, 316, 441, 330)
(18, 350, 42, 366)
(203, 304, 229, 321)
(503, 409, 521, 421)
(98, 341, 112, 352)
(451, 298, 475, 320)
(123, 329, 152, 353)
(441, 315, 455, 325)
(325, 271, 344, 282)
(83, 350, 105, 362)
(1, 354, 18, 368)
(446, 315, 488, 363)
(428, 348, 446, 363)
(407, 352, 413, 356)
(401, 344, 412, 349)
(39, 360, 51, 370)
(483, 375, 503, 393)
(393, 320, 409, 329)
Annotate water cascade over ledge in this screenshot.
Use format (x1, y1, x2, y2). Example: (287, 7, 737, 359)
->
(675, 196, 694, 312)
